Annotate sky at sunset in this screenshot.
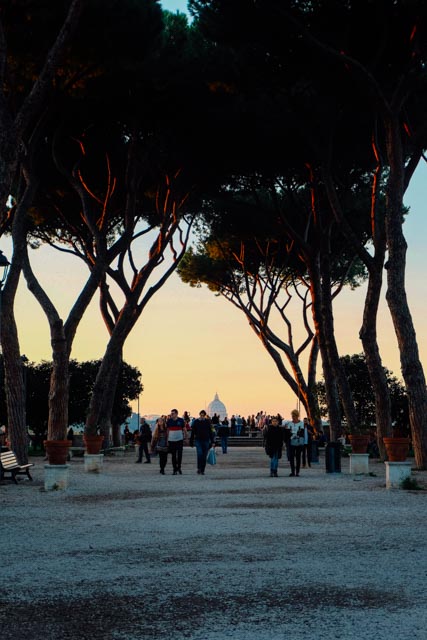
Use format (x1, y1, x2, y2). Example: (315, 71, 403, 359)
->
(2, 0, 426, 423)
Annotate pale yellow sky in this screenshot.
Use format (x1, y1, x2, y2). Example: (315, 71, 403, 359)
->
(3, 163, 427, 420)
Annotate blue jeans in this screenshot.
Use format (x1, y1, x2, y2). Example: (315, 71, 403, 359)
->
(221, 436, 228, 453)
(195, 439, 211, 473)
(270, 452, 279, 473)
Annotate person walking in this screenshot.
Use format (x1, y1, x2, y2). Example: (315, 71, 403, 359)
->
(166, 409, 186, 475)
(263, 416, 284, 477)
(302, 417, 313, 468)
(285, 409, 305, 477)
(217, 418, 230, 454)
(151, 417, 169, 475)
(124, 425, 131, 445)
(136, 417, 152, 464)
(190, 410, 216, 475)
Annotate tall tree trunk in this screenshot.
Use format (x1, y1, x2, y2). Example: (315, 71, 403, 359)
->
(0, 0, 85, 460)
(0, 180, 38, 464)
(308, 256, 341, 441)
(1, 281, 26, 463)
(85, 329, 127, 438)
(385, 116, 427, 468)
(97, 352, 123, 446)
(307, 337, 322, 431)
(360, 260, 391, 461)
(324, 152, 392, 459)
(0, 136, 18, 221)
(319, 249, 358, 434)
(322, 163, 393, 455)
(47, 320, 69, 441)
(111, 422, 121, 447)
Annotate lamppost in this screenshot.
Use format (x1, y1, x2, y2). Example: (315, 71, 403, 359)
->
(0, 249, 10, 336)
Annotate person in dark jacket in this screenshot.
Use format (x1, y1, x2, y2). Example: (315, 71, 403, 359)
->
(190, 410, 216, 475)
(136, 417, 152, 464)
(217, 419, 230, 453)
(263, 416, 284, 477)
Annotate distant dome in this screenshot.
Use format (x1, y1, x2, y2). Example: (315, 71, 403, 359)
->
(207, 392, 227, 420)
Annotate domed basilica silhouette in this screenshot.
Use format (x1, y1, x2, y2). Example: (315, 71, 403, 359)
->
(207, 392, 227, 420)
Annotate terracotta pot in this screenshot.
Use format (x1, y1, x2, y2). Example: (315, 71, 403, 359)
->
(44, 439, 71, 465)
(383, 437, 410, 462)
(83, 434, 104, 454)
(348, 434, 369, 454)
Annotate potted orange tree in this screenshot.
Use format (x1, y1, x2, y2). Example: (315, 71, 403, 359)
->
(348, 429, 370, 454)
(383, 427, 410, 462)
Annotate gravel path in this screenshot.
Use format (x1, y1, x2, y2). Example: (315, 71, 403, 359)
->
(1, 447, 426, 640)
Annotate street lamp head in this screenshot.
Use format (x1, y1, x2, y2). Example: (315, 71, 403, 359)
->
(0, 250, 10, 287)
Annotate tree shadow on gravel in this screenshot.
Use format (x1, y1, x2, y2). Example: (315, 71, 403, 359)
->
(0, 587, 409, 640)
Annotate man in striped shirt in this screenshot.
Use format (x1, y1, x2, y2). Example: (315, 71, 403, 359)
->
(166, 409, 186, 475)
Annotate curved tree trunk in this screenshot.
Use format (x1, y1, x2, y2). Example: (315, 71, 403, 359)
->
(257, 331, 320, 426)
(0, 181, 38, 464)
(324, 152, 393, 460)
(319, 249, 358, 434)
(85, 320, 130, 438)
(307, 336, 322, 431)
(360, 259, 391, 461)
(1, 273, 26, 463)
(0, 0, 86, 462)
(85, 210, 192, 439)
(308, 256, 342, 441)
(385, 116, 427, 468)
(97, 352, 123, 447)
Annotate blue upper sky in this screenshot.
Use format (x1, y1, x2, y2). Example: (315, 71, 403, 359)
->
(161, 1, 190, 15)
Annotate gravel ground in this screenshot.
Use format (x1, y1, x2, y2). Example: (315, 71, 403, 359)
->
(1, 447, 426, 640)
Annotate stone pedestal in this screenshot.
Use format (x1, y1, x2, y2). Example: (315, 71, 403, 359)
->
(84, 453, 104, 473)
(349, 453, 370, 474)
(44, 464, 70, 491)
(385, 461, 412, 489)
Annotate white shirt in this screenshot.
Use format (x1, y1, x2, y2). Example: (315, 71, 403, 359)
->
(285, 420, 304, 436)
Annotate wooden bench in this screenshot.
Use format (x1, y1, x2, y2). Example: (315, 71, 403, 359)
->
(0, 451, 34, 484)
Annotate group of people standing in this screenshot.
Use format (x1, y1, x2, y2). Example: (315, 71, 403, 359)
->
(263, 409, 314, 477)
(132, 408, 314, 479)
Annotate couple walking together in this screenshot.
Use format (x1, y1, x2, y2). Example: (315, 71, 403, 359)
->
(151, 409, 216, 475)
(264, 409, 308, 477)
